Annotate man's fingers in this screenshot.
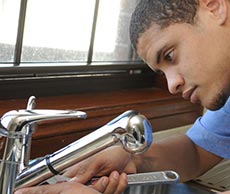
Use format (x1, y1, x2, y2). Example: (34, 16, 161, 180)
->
(90, 176, 109, 193)
(100, 171, 128, 194)
(88, 171, 128, 194)
(113, 173, 128, 194)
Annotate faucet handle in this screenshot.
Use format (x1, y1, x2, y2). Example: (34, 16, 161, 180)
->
(0, 109, 87, 133)
(26, 96, 36, 110)
(97, 110, 153, 154)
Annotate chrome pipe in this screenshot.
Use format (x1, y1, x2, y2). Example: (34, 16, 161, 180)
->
(19, 96, 36, 172)
(15, 110, 153, 189)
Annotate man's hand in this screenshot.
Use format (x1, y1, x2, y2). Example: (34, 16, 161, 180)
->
(14, 176, 108, 194)
(63, 145, 136, 194)
(14, 145, 132, 194)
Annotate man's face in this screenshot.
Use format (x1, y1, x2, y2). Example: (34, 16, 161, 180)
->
(136, 19, 230, 110)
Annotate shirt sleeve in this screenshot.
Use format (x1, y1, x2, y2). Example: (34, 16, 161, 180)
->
(186, 98, 230, 159)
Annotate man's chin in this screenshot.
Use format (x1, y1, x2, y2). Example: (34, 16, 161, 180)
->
(204, 95, 228, 111)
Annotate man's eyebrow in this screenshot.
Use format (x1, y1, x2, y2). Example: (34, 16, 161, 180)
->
(156, 48, 163, 64)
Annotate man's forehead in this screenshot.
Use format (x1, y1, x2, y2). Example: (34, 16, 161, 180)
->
(136, 22, 193, 57)
(136, 24, 165, 61)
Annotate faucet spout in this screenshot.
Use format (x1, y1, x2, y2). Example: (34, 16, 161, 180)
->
(1, 109, 87, 133)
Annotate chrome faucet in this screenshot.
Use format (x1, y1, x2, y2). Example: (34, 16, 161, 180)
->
(0, 96, 87, 194)
(0, 96, 153, 194)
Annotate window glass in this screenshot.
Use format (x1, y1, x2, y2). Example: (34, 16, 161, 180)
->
(93, 0, 139, 62)
(0, 0, 20, 63)
(21, 0, 95, 63)
(21, 0, 140, 65)
(0, 0, 141, 67)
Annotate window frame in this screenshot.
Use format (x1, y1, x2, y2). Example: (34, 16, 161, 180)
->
(0, 63, 156, 100)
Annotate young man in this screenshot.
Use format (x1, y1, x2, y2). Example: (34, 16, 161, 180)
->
(16, 0, 230, 193)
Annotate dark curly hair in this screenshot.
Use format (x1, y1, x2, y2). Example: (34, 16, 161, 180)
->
(129, 0, 199, 49)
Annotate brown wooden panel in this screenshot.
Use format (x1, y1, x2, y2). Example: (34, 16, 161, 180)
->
(0, 87, 203, 158)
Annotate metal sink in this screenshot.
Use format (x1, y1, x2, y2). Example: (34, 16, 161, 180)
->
(123, 183, 216, 194)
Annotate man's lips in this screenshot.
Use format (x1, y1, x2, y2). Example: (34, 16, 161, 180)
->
(182, 87, 196, 100)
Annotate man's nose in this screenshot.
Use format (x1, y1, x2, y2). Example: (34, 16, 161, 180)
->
(165, 72, 184, 95)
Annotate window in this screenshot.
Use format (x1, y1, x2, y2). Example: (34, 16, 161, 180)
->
(0, 0, 155, 99)
(0, 0, 140, 65)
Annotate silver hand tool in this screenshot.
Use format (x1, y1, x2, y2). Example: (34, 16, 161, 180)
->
(127, 171, 179, 186)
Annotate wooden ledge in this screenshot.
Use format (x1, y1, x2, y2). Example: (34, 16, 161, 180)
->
(0, 87, 203, 157)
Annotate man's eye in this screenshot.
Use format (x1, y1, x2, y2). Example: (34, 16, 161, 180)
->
(164, 50, 174, 62)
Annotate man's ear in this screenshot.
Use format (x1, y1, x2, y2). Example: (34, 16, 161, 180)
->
(201, 0, 228, 25)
